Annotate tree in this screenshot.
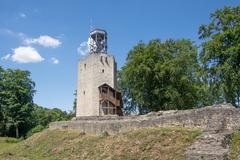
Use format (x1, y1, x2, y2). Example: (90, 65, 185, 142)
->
(73, 90, 77, 115)
(0, 67, 74, 138)
(118, 71, 139, 115)
(199, 6, 240, 107)
(0, 67, 5, 136)
(26, 104, 74, 137)
(1, 69, 35, 138)
(31, 104, 73, 128)
(118, 39, 206, 114)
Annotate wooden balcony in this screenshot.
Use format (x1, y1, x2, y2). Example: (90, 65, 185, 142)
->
(99, 93, 121, 106)
(98, 83, 123, 116)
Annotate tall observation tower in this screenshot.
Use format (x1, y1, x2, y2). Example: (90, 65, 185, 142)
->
(76, 29, 123, 117)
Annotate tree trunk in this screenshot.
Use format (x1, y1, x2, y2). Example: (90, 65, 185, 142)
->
(4, 124, 6, 137)
(238, 94, 240, 108)
(238, 88, 240, 107)
(3, 120, 6, 137)
(15, 125, 19, 138)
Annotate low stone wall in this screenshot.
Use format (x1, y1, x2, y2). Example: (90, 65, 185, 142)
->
(49, 104, 240, 134)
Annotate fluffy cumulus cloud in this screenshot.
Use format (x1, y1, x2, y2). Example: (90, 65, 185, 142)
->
(1, 29, 62, 64)
(11, 46, 44, 63)
(24, 35, 62, 48)
(51, 57, 59, 64)
(77, 40, 90, 56)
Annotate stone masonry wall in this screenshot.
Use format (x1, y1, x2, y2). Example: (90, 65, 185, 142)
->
(50, 104, 240, 134)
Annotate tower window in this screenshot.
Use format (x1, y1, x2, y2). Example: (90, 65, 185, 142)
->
(102, 69, 104, 73)
(105, 57, 109, 65)
(83, 91, 85, 95)
(84, 64, 86, 69)
(100, 56, 104, 65)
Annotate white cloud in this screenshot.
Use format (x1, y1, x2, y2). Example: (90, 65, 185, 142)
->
(0, 29, 61, 49)
(51, 57, 59, 64)
(19, 13, 26, 18)
(1, 29, 62, 64)
(77, 40, 90, 56)
(11, 46, 44, 63)
(24, 35, 62, 48)
(0, 29, 26, 39)
(1, 54, 11, 60)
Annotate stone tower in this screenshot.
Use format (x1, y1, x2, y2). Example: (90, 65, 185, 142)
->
(76, 29, 122, 117)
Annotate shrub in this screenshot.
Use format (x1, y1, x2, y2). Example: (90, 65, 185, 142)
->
(26, 125, 45, 138)
(5, 137, 21, 143)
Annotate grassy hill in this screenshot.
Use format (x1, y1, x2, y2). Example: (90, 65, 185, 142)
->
(0, 127, 201, 160)
(231, 131, 240, 160)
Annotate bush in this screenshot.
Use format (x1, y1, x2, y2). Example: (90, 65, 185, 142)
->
(5, 137, 21, 143)
(26, 125, 45, 138)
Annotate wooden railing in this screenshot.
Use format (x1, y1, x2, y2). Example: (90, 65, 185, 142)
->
(99, 93, 121, 106)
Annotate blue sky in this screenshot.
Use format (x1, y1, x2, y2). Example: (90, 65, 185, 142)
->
(0, 0, 239, 111)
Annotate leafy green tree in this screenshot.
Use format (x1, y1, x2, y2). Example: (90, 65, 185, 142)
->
(118, 71, 140, 115)
(31, 104, 73, 128)
(1, 69, 35, 138)
(0, 67, 74, 137)
(0, 67, 5, 135)
(26, 104, 74, 137)
(118, 39, 206, 114)
(73, 90, 77, 115)
(199, 6, 240, 107)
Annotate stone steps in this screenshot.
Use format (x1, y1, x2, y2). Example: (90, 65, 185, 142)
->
(186, 131, 232, 160)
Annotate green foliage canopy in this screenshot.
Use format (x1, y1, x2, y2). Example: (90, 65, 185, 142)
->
(0, 67, 73, 138)
(199, 6, 240, 106)
(31, 104, 73, 128)
(118, 39, 206, 114)
(0, 67, 35, 137)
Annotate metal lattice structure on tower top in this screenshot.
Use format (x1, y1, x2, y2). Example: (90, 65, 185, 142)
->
(89, 29, 107, 54)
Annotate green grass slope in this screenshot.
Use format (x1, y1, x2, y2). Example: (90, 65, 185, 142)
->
(230, 130, 240, 160)
(0, 127, 201, 160)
